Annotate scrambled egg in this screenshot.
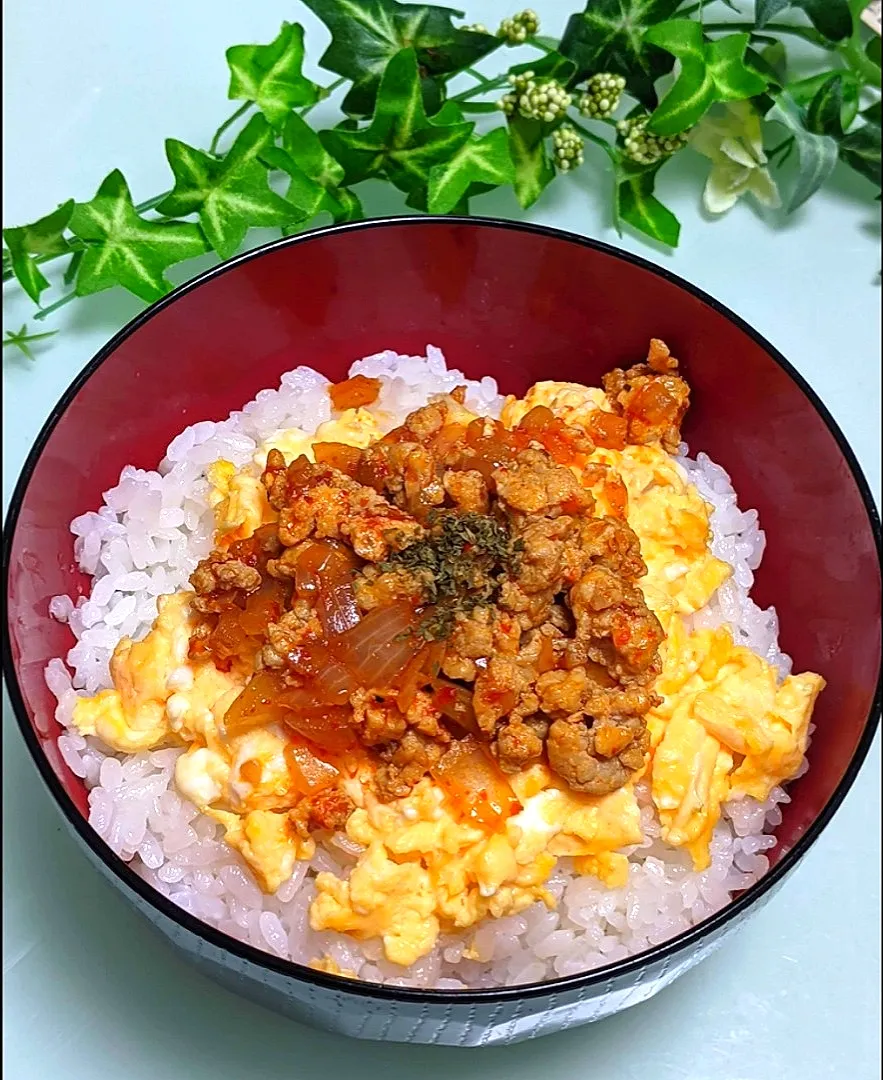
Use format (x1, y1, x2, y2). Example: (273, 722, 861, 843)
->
(72, 592, 243, 753)
(310, 768, 642, 966)
(253, 408, 382, 470)
(649, 618, 823, 865)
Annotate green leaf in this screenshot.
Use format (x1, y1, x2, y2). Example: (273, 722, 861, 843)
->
(3, 324, 58, 361)
(157, 118, 305, 260)
(839, 124, 882, 187)
(862, 100, 882, 128)
(261, 146, 336, 220)
(805, 73, 852, 137)
(506, 114, 554, 209)
(866, 35, 881, 71)
(615, 162, 680, 246)
(427, 127, 514, 213)
(226, 22, 320, 127)
(70, 170, 208, 302)
(509, 51, 578, 83)
(756, 0, 853, 41)
(645, 22, 769, 135)
(767, 94, 839, 211)
(559, 0, 682, 108)
(3, 201, 75, 303)
(281, 112, 346, 189)
(318, 47, 472, 194)
(301, 0, 501, 117)
(331, 189, 365, 222)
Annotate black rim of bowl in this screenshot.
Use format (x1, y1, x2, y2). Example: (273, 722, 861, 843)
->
(3, 215, 881, 1005)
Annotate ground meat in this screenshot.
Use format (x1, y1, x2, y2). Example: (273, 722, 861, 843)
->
(351, 689, 408, 746)
(577, 517, 646, 582)
(494, 450, 591, 517)
(546, 715, 648, 795)
(443, 468, 489, 514)
(569, 566, 664, 682)
(261, 601, 320, 671)
(493, 716, 547, 773)
(515, 515, 581, 594)
(375, 729, 446, 800)
(264, 450, 423, 560)
(188, 346, 682, 812)
(290, 787, 355, 837)
(190, 554, 262, 613)
(472, 656, 535, 733)
(602, 341, 690, 453)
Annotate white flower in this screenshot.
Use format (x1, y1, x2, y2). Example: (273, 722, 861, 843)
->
(691, 101, 781, 214)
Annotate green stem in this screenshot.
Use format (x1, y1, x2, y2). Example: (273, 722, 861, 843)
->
(567, 116, 618, 162)
(301, 76, 347, 119)
(838, 36, 882, 86)
(525, 36, 553, 54)
(702, 21, 826, 45)
(208, 102, 253, 156)
(33, 292, 77, 321)
(451, 74, 509, 103)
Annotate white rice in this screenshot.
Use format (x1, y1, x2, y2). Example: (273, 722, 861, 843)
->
(44, 346, 801, 989)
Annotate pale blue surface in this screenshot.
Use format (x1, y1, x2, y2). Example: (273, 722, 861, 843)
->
(3, 2, 881, 1077)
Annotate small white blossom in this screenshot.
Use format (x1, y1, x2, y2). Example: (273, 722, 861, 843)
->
(690, 102, 781, 214)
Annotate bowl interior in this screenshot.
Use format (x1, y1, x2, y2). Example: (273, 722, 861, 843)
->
(5, 218, 880, 870)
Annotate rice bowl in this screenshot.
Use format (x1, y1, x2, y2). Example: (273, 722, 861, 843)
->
(43, 342, 823, 990)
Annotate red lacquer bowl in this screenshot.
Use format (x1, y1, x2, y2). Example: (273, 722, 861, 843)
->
(3, 218, 880, 1045)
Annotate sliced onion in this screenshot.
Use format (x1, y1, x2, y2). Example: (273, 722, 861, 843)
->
(223, 670, 288, 736)
(284, 741, 340, 793)
(318, 579, 360, 636)
(430, 676, 479, 734)
(330, 601, 419, 689)
(431, 735, 519, 827)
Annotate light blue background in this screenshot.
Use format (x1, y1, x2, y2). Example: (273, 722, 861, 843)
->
(3, 3, 880, 1077)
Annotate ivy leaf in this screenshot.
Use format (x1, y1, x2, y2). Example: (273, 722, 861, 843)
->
(301, 0, 501, 117)
(506, 114, 555, 209)
(3, 201, 75, 303)
(281, 112, 345, 189)
(509, 51, 578, 83)
(862, 100, 882, 128)
(615, 161, 680, 246)
(756, 0, 853, 42)
(70, 170, 208, 302)
(645, 22, 769, 135)
(261, 145, 337, 222)
(805, 73, 856, 138)
(427, 128, 515, 213)
(788, 72, 860, 131)
(332, 189, 365, 222)
(157, 118, 305, 259)
(838, 124, 882, 187)
(3, 324, 58, 361)
(767, 94, 839, 211)
(319, 47, 472, 194)
(226, 22, 320, 127)
(559, 0, 683, 108)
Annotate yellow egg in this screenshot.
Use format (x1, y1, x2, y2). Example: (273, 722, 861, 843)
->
(253, 408, 382, 470)
(501, 382, 613, 429)
(210, 808, 314, 894)
(206, 460, 273, 543)
(310, 777, 564, 966)
(72, 592, 192, 753)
